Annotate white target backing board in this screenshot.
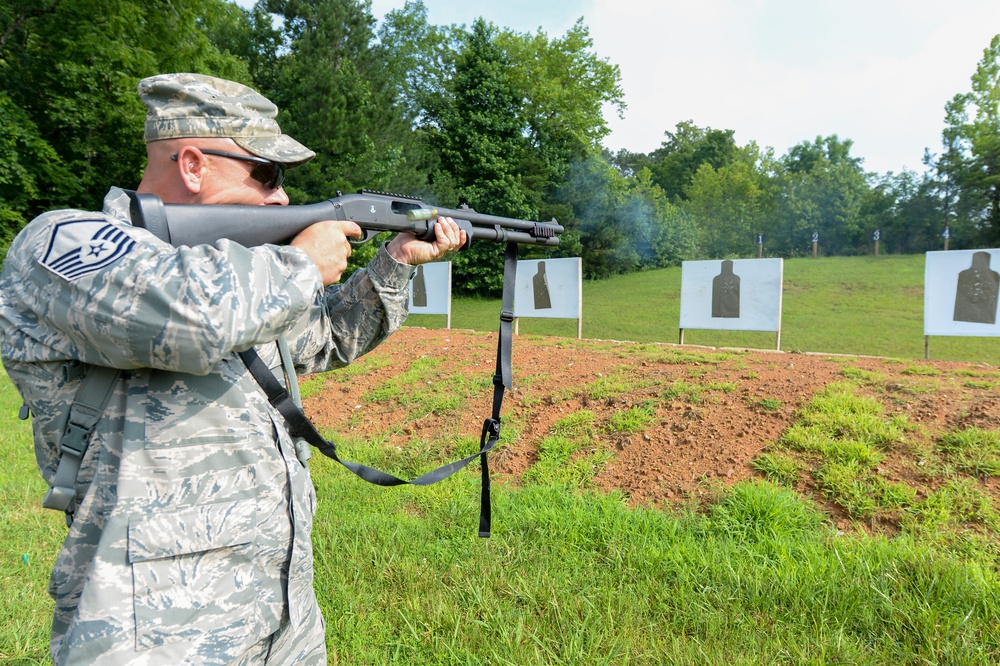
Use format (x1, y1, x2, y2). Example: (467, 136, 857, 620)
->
(680, 258, 783, 332)
(408, 261, 451, 326)
(924, 249, 1000, 337)
(513, 257, 582, 337)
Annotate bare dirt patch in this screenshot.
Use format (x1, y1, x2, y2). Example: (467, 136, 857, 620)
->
(304, 327, 1000, 512)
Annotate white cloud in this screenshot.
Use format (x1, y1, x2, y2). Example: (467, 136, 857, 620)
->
(588, 0, 1000, 174)
(239, 0, 1000, 175)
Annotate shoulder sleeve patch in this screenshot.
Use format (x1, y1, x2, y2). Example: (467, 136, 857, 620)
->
(41, 219, 137, 281)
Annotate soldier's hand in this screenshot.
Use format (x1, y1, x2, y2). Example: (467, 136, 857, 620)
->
(291, 220, 363, 286)
(386, 216, 466, 266)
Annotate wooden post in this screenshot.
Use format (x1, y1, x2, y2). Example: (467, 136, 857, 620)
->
(873, 229, 881, 257)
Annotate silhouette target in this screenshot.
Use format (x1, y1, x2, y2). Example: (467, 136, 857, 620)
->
(712, 260, 741, 318)
(953, 251, 999, 324)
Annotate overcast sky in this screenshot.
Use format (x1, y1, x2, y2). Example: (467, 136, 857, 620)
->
(240, 0, 1000, 176)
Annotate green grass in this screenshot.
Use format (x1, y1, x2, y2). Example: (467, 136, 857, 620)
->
(603, 405, 656, 435)
(754, 379, 1000, 558)
(815, 459, 917, 520)
(762, 382, 920, 520)
(298, 351, 395, 399)
(407, 254, 1000, 364)
(756, 397, 783, 411)
(938, 427, 1000, 478)
(750, 452, 803, 486)
(361, 356, 490, 423)
(522, 411, 612, 488)
(4, 359, 1000, 664)
(663, 379, 736, 403)
(309, 472, 1000, 665)
(578, 369, 661, 402)
(0, 366, 64, 665)
(6, 249, 1000, 663)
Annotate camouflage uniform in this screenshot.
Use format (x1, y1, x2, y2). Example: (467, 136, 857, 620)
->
(0, 75, 414, 665)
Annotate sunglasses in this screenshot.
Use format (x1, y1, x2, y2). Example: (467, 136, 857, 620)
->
(171, 149, 286, 190)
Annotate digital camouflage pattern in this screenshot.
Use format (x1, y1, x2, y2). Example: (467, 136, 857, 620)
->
(139, 73, 316, 167)
(0, 187, 415, 665)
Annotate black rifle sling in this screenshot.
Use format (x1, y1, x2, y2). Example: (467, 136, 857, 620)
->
(239, 241, 519, 538)
(479, 241, 519, 537)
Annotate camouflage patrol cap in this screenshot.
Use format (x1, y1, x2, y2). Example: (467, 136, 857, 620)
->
(138, 73, 315, 167)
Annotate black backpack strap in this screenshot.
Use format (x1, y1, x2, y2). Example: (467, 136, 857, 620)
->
(43, 363, 122, 518)
(240, 241, 520, 538)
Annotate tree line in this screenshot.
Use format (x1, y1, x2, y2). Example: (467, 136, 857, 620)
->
(2, 0, 999, 294)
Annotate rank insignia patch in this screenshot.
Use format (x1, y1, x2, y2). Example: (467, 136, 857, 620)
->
(41, 219, 137, 281)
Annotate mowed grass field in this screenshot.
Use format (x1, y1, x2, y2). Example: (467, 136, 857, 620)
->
(409, 254, 1000, 365)
(2, 253, 999, 664)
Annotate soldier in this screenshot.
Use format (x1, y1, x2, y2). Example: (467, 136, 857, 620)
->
(0, 73, 466, 665)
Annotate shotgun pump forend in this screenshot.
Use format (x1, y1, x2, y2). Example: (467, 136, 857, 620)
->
(125, 190, 563, 250)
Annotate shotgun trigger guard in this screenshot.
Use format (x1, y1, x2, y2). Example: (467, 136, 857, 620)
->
(350, 228, 383, 245)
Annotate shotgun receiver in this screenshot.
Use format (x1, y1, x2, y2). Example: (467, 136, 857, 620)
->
(125, 190, 563, 249)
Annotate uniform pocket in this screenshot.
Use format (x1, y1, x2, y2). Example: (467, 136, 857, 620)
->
(128, 499, 261, 651)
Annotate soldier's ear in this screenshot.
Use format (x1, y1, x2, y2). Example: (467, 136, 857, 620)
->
(173, 146, 206, 194)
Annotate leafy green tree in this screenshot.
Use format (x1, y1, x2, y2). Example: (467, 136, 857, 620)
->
(261, 0, 388, 197)
(257, 0, 439, 272)
(554, 155, 633, 278)
(630, 168, 698, 267)
(410, 14, 625, 291)
(0, 0, 251, 252)
(923, 144, 963, 246)
(201, 1, 286, 91)
(376, 1, 453, 129)
(498, 19, 624, 202)
(649, 121, 739, 201)
(553, 155, 697, 277)
(0, 93, 75, 258)
(428, 19, 531, 218)
(783, 134, 864, 175)
(608, 148, 654, 179)
(374, 1, 458, 198)
(775, 165, 869, 256)
(936, 33, 1000, 245)
(772, 135, 871, 256)
(681, 144, 774, 258)
(421, 18, 534, 295)
(874, 170, 949, 254)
